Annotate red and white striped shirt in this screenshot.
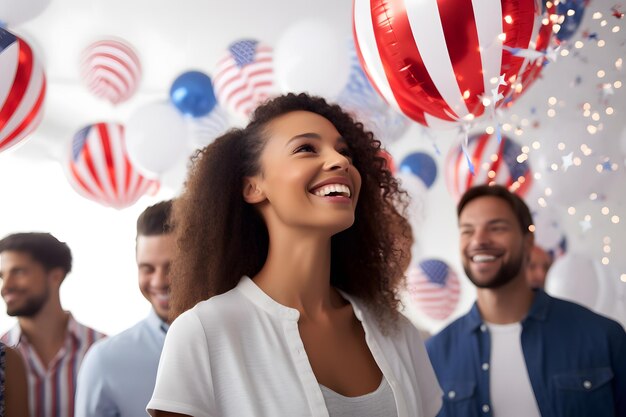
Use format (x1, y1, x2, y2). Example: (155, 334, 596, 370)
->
(1, 313, 105, 417)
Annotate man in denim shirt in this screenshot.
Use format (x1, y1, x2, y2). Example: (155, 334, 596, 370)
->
(426, 185, 626, 417)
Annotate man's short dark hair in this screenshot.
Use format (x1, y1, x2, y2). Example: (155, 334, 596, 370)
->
(457, 184, 534, 234)
(136, 200, 174, 238)
(0, 232, 72, 275)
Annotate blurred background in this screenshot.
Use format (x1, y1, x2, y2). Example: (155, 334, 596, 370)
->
(0, 0, 624, 336)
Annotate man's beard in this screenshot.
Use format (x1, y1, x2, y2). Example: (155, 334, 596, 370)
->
(6, 287, 49, 317)
(464, 252, 525, 289)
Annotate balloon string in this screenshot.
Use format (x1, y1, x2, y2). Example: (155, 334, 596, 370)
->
(459, 123, 474, 175)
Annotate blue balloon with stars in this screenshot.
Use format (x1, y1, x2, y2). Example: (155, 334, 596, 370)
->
(399, 151, 438, 189)
(170, 70, 217, 118)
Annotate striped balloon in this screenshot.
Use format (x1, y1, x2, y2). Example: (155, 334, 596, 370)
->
(0, 28, 46, 153)
(407, 259, 460, 320)
(353, 0, 556, 129)
(213, 39, 278, 119)
(67, 123, 158, 209)
(80, 39, 142, 105)
(445, 132, 532, 202)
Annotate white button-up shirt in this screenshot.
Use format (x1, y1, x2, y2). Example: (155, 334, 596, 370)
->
(148, 276, 442, 417)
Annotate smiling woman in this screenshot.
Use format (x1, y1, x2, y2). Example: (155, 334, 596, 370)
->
(146, 93, 443, 417)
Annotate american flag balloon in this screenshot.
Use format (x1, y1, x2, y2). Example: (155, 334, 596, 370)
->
(68, 123, 158, 209)
(445, 132, 532, 201)
(336, 40, 410, 145)
(407, 259, 461, 320)
(0, 28, 46, 153)
(80, 39, 142, 105)
(353, 0, 556, 129)
(213, 39, 278, 119)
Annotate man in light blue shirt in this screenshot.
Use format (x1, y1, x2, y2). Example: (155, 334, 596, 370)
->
(75, 200, 175, 417)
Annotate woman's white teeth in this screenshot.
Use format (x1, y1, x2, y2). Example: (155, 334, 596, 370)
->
(473, 254, 497, 263)
(314, 184, 351, 198)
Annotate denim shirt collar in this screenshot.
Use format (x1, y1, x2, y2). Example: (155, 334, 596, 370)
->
(463, 289, 551, 334)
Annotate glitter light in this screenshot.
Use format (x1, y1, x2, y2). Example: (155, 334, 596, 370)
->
(611, 215, 620, 224)
(568, 207, 576, 215)
(548, 96, 557, 105)
(587, 125, 598, 134)
(621, 274, 626, 283)
(597, 39, 606, 46)
(528, 224, 536, 232)
(593, 12, 602, 19)
(575, 41, 584, 48)
(584, 214, 591, 221)
(538, 198, 547, 207)
(522, 146, 530, 153)
(604, 245, 611, 253)
(592, 112, 600, 121)
(602, 257, 609, 265)
(551, 163, 559, 171)
(613, 26, 621, 33)
(602, 207, 610, 215)
(502, 123, 512, 131)
(534, 172, 542, 180)
(601, 20, 607, 27)
(604, 236, 612, 244)
(504, 15, 513, 24)
(545, 187, 553, 196)
(616, 58, 623, 69)
(590, 193, 598, 200)
(606, 107, 614, 115)
(558, 142, 566, 150)
(532, 141, 541, 150)
(548, 109, 556, 117)
(583, 103, 591, 110)
(597, 70, 606, 78)
(615, 81, 622, 89)
(486, 126, 495, 134)
(560, 49, 569, 57)
(490, 154, 499, 162)
(567, 9, 575, 16)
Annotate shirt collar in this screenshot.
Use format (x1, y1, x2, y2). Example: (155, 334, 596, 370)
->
(464, 289, 551, 334)
(147, 308, 170, 334)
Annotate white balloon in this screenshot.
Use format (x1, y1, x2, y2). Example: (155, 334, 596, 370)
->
(545, 252, 615, 317)
(0, 0, 51, 26)
(126, 102, 189, 179)
(274, 19, 350, 99)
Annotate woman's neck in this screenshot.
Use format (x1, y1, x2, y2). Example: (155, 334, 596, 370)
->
(252, 231, 343, 319)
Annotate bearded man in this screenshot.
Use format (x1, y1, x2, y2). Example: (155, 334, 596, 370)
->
(0, 232, 105, 417)
(426, 185, 626, 417)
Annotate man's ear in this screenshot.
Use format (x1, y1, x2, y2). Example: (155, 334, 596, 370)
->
(243, 177, 266, 204)
(47, 267, 66, 287)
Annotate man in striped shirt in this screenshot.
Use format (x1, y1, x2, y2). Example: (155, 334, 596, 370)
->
(0, 232, 105, 417)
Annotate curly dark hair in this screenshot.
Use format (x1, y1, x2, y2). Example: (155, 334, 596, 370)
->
(170, 93, 412, 327)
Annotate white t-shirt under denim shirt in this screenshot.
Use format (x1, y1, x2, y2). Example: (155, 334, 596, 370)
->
(147, 276, 442, 417)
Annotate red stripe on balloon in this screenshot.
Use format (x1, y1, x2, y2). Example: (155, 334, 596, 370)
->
(437, 0, 485, 116)
(97, 123, 118, 196)
(82, 133, 105, 194)
(0, 39, 33, 129)
(0, 76, 46, 149)
(70, 158, 98, 200)
(370, 0, 458, 122)
(499, 0, 537, 99)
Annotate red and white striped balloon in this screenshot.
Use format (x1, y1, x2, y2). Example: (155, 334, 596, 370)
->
(0, 28, 46, 153)
(213, 39, 278, 119)
(407, 259, 460, 321)
(353, 0, 556, 129)
(445, 132, 533, 202)
(80, 39, 142, 105)
(67, 122, 158, 209)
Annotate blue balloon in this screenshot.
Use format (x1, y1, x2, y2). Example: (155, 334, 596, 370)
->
(555, 0, 586, 42)
(400, 152, 438, 189)
(169, 71, 217, 118)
